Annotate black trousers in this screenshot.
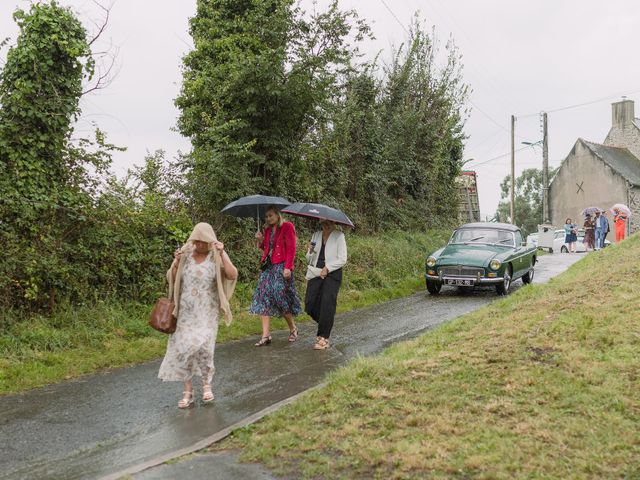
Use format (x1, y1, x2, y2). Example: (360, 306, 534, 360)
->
(304, 268, 342, 339)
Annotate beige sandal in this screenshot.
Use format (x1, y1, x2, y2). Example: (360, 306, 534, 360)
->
(288, 327, 298, 342)
(313, 337, 329, 350)
(178, 391, 194, 409)
(202, 384, 214, 403)
(254, 335, 272, 347)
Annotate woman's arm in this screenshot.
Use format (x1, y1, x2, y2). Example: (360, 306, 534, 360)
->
(220, 250, 238, 280)
(305, 231, 320, 263)
(212, 241, 238, 280)
(255, 229, 265, 250)
(170, 249, 182, 279)
(325, 232, 348, 272)
(282, 222, 297, 271)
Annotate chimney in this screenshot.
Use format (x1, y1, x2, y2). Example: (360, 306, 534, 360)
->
(611, 98, 634, 128)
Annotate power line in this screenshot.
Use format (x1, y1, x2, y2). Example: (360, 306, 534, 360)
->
(378, 0, 409, 35)
(517, 88, 640, 118)
(466, 145, 529, 169)
(374, 1, 518, 139)
(468, 99, 510, 132)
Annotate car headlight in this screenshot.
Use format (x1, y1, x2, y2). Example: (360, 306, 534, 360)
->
(426, 256, 437, 268)
(489, 259, 501, 270)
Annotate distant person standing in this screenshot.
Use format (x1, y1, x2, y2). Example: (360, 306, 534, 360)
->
(583, 214, 595, 251)
(602, 211, 611, 246)
(304, 220, 348, 350)
(563, 218, 578, 253)
(613, 208, 628, 242)
(594, 210, 606, 250)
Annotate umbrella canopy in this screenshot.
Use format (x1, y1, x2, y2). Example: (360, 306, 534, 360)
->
(610, 203, 631, 217)
(581, 206, 603, 216)
(281, 202, 355, 228)
(221, 195, 291, 230)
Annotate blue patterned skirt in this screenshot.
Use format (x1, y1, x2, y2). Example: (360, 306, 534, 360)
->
(249, 262, 302, 317)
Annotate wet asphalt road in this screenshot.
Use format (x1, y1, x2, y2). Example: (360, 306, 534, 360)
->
(0, 253, 582, 480)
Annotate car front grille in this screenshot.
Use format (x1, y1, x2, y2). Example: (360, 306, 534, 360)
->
(439, 266, 485, 277)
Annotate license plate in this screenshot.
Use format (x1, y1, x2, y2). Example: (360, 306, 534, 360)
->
(445, 279, 474, 286)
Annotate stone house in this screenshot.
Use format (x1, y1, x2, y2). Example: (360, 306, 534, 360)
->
(549, 99, 640, 236)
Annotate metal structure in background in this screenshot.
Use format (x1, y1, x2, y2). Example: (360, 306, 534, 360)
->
(457, 170, 481, 223)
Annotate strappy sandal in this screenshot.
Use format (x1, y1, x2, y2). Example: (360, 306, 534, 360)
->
(178, 391, 194, 409)
(288, 327, 298, 342)
(202, 384, 214, 403)
(254, 335, 272, 347)
(313, 337, 329, 350)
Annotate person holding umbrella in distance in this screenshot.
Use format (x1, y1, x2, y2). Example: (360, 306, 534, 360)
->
(611, 204, 631, 242)
(282, 202, 352, 350)
(249, 206, 302, 346)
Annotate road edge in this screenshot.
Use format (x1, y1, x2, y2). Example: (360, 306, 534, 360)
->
(100, 384, 324, 480)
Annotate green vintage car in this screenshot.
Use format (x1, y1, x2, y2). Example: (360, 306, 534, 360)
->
(425, 222, 537, 295)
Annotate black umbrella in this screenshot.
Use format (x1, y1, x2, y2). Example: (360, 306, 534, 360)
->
(281, 202, 355, 228)
(221, 195, 291, 230)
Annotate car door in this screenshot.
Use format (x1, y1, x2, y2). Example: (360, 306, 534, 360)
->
(553, 230, 565, 252)
(513, 230, 525, 277)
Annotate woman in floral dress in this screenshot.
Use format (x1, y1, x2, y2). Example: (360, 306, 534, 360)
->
(250, 206, 302, 346)
(159, 223, 237, 408)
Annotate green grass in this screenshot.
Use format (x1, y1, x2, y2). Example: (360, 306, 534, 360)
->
(218, 234, 640, 479)
(0, 230, 450, 395)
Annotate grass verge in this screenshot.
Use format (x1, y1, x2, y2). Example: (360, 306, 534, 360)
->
(0, 230, 449, 395)
(218, 234, 640, 479)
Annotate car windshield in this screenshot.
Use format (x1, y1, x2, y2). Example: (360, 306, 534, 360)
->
(451, 228, 515, 246)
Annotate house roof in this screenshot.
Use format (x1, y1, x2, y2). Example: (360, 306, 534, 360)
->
(581, 139, 640, 186)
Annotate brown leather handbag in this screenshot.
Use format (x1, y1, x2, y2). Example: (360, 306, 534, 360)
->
(149, 297, 177, 334)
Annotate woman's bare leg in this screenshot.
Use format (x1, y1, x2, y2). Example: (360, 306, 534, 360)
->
(260, 315, 271, 337)
(284, 312, 296, 332)
(184, 379, 193, 393)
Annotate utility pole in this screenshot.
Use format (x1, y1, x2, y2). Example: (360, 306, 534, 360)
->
(510, 115, 515, 224)
(542, 112, 550, 224)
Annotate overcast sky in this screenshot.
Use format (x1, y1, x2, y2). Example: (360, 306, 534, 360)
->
(2, 1, 639, 218)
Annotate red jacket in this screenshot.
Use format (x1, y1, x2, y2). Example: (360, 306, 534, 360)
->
(260, 221, 297, 270)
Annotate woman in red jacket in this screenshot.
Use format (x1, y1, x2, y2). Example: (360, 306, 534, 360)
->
(250, 206, 302, 346)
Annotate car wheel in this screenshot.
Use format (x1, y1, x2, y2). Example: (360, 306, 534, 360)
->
(522, 260, 534, 284)
(548, 247, 553, 253)
(560, 245, 568, 253)
(496, 266, 512, 295)
(426, 279, 442, 295)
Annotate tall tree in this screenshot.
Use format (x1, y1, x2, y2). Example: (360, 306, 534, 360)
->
(496, 167, 558, 236)
(175, 0, 369, 217)
(0, 1, 94, 227)
(377, 19, 468, 229)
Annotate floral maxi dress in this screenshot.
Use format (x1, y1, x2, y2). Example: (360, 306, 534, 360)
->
(249, 232, 302, 317)
(158, 252, 219, 385)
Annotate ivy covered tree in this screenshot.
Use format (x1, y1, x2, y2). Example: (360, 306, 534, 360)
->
(0, 2, 185, 312)
(0, 2, 95, 227)
(0, 2, 97, 307)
